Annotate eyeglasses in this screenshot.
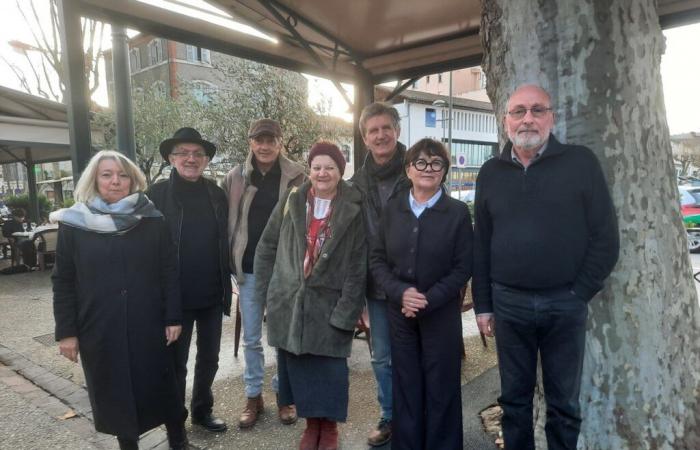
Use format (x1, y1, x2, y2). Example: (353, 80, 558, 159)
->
(412, 158, 446, 172)
(506, 106, 552, 120)
(171, 151, 208, 159)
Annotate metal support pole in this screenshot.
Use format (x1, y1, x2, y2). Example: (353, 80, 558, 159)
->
(448, 71, 453, 151)
(25, 148, 39, 223)
(57, 0, 93, 179)
(447, 71, 453, 193)
(353, 77, 374, 171)
(111, 24, 136, 160)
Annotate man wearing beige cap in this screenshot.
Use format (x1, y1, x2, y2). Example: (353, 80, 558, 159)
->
(222, 118, 306, 429)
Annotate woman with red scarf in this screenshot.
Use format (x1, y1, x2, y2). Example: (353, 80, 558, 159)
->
(255, 141, 366, 450)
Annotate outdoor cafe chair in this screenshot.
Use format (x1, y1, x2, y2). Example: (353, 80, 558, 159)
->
(34, 228, 58, 271)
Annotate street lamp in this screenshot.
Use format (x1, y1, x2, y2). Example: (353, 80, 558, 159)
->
(432, 99, 451, 144)
(433, 87, 455, 192)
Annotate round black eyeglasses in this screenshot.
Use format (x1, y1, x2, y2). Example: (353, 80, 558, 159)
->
(412, 159, 446, 171)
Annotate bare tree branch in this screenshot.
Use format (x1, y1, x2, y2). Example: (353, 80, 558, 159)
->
(1, 56, 33, 93)
(9, 0, 104, 102)
(39, 56, 61, 101)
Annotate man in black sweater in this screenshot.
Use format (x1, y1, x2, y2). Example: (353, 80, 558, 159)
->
(147, 128, 232, 441)
(472, 84, 619, 450)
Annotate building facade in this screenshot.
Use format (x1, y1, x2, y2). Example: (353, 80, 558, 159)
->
(411, 67, 490, 103)
(377, 86, 498, 193)
(105, 35, 227, 104)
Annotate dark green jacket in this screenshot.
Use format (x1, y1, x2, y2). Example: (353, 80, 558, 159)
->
(254, 180, 367, 358)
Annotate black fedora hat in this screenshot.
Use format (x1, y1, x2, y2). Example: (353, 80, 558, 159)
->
(159, 127, 216, 162)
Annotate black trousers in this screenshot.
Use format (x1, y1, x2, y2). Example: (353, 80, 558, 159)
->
(387, 299, 463, 450)
(174, 303, 223, 420)
(492, 283, 588, 450)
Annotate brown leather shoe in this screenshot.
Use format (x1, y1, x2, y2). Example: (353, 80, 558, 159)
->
(318, 419, 339, 450)
(299, 418, 321, 450)
(367, 418, 392, 447)
(238, 395, 264, 429)
(279, 403, 298, 425)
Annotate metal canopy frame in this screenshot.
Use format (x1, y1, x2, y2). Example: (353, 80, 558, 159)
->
(73, 0, 700, 88)
(58, 0, 700, 172)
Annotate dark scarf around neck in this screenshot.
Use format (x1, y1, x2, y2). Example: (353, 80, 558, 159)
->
(366, 143, 406, 181)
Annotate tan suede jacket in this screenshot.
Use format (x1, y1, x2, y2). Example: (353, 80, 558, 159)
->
(221, 151, 306, 284)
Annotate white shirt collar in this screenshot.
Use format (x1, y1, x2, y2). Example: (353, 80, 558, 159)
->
(409, 189, 442, 218)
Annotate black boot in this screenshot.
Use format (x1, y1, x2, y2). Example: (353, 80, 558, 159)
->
(166, 420, 188, 450)
(117, 436, 139, 450)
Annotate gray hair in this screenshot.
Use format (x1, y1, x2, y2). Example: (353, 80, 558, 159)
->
(359, 102, 401, 137)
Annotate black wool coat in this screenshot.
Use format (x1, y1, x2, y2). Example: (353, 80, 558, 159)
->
(370, 188, 473, 315)
(52, 218, 182, 439)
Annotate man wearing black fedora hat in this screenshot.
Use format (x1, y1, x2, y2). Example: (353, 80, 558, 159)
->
(147, 127, 232, 434)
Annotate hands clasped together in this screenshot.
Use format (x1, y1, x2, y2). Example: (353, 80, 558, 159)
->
(401, 287, 428, 318)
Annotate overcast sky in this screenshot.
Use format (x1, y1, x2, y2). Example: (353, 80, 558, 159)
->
(0, 2, 697, 134)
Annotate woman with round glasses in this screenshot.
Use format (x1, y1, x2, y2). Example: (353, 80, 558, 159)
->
(370, 138, 473, 449)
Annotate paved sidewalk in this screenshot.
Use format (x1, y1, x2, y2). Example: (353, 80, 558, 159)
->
(0, 268, 499, 449)
(0, 361, 104, 450)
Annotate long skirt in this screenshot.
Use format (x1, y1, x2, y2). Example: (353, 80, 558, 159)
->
(277, 349, 349, 422)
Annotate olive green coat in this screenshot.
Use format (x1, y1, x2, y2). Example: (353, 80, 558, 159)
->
(254, 180, 366, 358)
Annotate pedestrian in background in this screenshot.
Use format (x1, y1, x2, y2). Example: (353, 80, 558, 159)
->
(52, 150, 186, 450)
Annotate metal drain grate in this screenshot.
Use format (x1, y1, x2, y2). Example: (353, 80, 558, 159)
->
(33, 333, 55, 347)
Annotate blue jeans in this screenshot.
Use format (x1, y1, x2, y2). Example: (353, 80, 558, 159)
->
(239, 272, 278, 398)
(367, 297, 392, 421)
(493, 283, 588, 450)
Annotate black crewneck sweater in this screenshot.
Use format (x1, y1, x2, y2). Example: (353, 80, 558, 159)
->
(472, 135, 619, 314)
(174, 171, 223, 309)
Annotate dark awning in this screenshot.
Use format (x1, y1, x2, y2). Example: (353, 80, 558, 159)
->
(76, 0, 700, 86)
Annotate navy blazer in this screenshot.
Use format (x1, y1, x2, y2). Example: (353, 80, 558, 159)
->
(370, 188, 473, 315)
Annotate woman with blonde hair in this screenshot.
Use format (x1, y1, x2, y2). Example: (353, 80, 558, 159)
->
(52, 150, 186, 449)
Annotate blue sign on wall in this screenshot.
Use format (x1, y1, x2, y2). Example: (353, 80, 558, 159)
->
(425, 108, 436, 127)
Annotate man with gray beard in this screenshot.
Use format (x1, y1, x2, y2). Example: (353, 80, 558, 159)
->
(472, 84, 619, 450)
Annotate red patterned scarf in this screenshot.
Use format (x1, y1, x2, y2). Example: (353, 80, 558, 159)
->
(303, 188, 333, 278)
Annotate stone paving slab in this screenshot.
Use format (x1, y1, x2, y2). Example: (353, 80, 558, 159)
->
(0, 354, 167, 450)
(0, 360, 111, 449)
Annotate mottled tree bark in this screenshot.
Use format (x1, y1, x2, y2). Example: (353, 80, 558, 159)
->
(480, 0, 700, 448)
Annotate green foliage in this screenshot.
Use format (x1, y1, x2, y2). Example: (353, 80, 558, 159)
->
(94, 87, 206, 185)
(4, 194, 52, 215)
(94, 57, 353, 184)
(202, 59, 322, 164)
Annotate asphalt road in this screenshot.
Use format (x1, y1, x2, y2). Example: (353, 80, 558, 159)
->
(691, 252, 700, 269)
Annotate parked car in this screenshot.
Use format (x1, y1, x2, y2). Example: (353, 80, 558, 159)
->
(679, 186, 700, 253)
(450, 189, 475, 203)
